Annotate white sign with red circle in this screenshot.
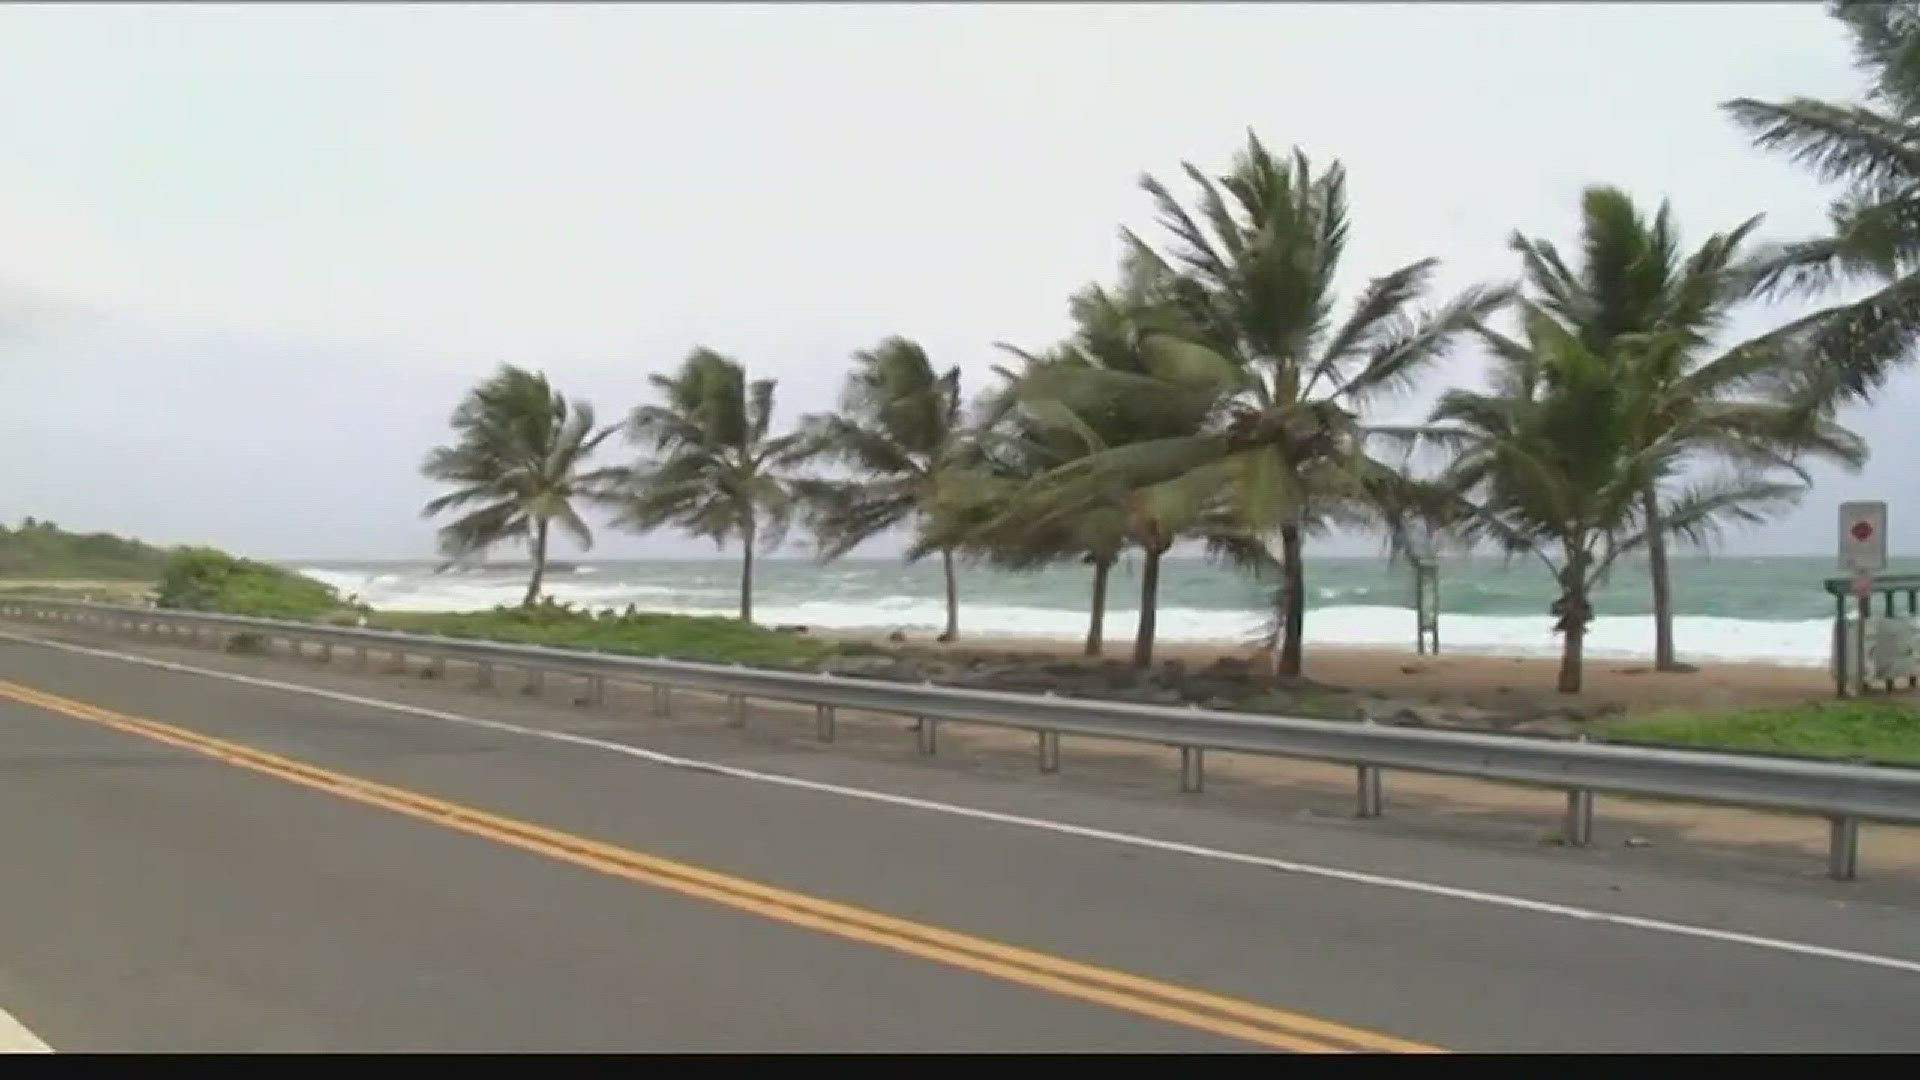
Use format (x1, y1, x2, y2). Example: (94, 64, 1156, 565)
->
(1839, 500, 1888, 574)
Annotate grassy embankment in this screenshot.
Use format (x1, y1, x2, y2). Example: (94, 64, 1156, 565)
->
(1606, 699, 1920, 766)
(150, 547, 831, 666)
(371, 604, 835, 667)
(0, 519, 170, 602)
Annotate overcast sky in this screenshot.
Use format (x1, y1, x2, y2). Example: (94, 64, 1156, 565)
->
(2, 2, 1913, 561)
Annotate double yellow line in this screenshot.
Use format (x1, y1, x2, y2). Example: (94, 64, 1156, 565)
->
(0, 678, 1438, 1053)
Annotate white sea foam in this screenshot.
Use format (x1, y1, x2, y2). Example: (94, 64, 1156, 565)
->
(297, 566, 1833, 667)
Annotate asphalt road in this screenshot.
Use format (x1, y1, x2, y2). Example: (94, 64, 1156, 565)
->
(2, 630, 1918, 1052)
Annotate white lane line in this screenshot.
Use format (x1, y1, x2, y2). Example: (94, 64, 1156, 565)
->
(0, 1007, 51, 1053)
(8, 628, 1920, 978)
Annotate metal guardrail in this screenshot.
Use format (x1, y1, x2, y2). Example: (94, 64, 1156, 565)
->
(5, 597, 1919, 881)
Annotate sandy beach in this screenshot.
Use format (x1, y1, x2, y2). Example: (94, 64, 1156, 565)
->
(829, 632, 1837, 715)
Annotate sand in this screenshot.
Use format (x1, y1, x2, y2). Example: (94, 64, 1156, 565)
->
(824, 632, 1837, 715)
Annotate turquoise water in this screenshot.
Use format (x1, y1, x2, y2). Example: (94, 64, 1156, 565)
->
(298, 554, 1911, 666)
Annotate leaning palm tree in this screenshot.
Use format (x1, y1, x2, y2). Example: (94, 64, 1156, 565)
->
(420, 365, 623, 607)
(617, 348, 808, 622)
(1723, 0, 1920, 402)
(1055, 133, 1512, 676)
(910, 381, 1132, 656)
(798, 338, 972, 641)
(1504, 186, 1869, 670)
(1430, 309, 1804, 693)
(990, 278, 1271, 667)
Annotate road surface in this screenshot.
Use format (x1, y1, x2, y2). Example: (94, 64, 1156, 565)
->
(1, 627, 1917, 1051)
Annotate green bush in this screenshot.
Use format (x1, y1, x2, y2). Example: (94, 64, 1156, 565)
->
(155, 548, 350, 620)
(373, 598, 834, 667)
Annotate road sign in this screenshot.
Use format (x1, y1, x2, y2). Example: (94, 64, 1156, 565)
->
(1840, 501, 1888, 574)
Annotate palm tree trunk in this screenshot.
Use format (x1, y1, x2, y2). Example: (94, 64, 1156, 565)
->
(1555, 552, 1591, 694)
(1133, 546, 1165, 669)
(1643, 487, 1678, 671)
(1557, 610, 1587, 694)
(739, 521, 756, 623)
(521, 518, 550, 607)
(1085, 556, 1112, 657)
(1278, 524, 1306, 677)
(938, 547, 959, 643)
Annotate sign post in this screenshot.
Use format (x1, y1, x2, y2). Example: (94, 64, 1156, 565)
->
(1839, 502, 1890, 694)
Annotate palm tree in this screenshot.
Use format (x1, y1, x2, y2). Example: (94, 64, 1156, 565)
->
(618, 348, 808, 622)
(420, 365, 623, 607)
(910, 382, 1130, 656)
(1504, 186, 1869, 671)
(988, 279, 1270, 668)
(1430, 309, 1806, 693)
(1059, 132, 1512, 676)
(1723, 0, 1920, 402)
(798, 338, 972, 641)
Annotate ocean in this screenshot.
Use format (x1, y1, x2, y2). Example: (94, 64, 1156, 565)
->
(294, 554, 1915, 668)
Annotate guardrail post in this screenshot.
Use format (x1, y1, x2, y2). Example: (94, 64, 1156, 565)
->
(1829, 816, 1861, 881)
(429, 655, 446, 680)
(651, 684, 671, 717)
(917, 716, 938, 755)
(1356, 719, 1384, 818)
(355, 644, 369, 668)
(523, 669, 544, 696)
(1356, 765, 1384, 818)
(1563, 735, 1595, 846)
(727, 694, 746, 728)
(318, 642, 332, 663)
(1179, 747, 1204, 793)
(1564, 790, 1595, 847)
(815, 704, 835, 742)
(1038, 730, 1060, 774)
(475, 661, 494, 689)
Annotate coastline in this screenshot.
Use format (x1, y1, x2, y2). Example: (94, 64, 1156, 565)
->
(820, 631, 1834, 713)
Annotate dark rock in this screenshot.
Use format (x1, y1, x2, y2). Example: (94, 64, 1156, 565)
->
(886, 630, 907, 643)
(773, 624, 810, 635)
(1400, 664, 1428, 675)
(1098, 686, 1185, 707)
(1209, 657, 1253, 675)
(1511, 717, 1584, 738)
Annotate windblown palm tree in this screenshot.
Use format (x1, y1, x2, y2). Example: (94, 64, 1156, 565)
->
(1430, 309, 1805, 693)
(1723, 0, 1920, 401)
(1051, 133, 1512, 676)
(909, 377, 1131, 656)
(1503, 186, 1868, 670)
(798, 338, 973, 641)
(420, 365, 623, 607)
(618, 349, 808, 622)
(985, 277, 1270, 667)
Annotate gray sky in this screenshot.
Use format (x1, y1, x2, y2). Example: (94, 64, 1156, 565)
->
(2, 2, 1912, 561)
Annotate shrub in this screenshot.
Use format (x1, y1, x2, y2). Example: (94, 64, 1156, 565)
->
(155, 548, 349, 620)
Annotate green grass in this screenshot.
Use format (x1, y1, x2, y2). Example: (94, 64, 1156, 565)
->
(1606, 699, 1920, 765)
(371, 603, 836, 667)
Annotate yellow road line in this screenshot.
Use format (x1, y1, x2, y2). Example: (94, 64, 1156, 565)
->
(0, 678, 1440, 1054)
